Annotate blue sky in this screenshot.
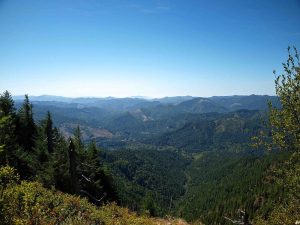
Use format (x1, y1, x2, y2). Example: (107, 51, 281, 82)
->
(1, 0, 300, 97)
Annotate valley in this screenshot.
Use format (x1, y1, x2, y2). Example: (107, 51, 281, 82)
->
(19, 95, 279, 150)
(12, 94, 289, 224)
(2, 1, 299, 223)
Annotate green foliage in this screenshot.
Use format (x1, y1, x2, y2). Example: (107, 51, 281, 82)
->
(175, 151, 290, 224)
(255, 200, 300, 225)
(78, 140, 118, 203)
(0, 166, 19, 187)
(0, 91, 16, 117)
(151, 110, 264, 152)
(0, 166, 187, 225)
(45, 111, 54, 153)
(17, 94, 37, 153)
(263, 47, 300, 151)
(0, 92, 118, 208)
(33, 122, 57, 187)
(104, 148, 190, 216)
(0, 91, 20, 168)
(252, 47, 300, 223)
(80, 141, 103, 200)
(52, 134, 72, 193)
(272, 47, 300, 150)
(1, 63, 299, 225)
(141, 192, 159, 216)
(254, 152, 300, 225)
(0, 115, 16, 165)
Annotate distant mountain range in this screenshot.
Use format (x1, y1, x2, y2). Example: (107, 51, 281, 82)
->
(13, 94, 279, 113)
(12, 94, 280, 151)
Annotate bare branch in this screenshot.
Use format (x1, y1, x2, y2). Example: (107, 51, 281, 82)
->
(224, 216, 244, 225)
(81, 174, 92, 183)
(79, 190, 107, 203)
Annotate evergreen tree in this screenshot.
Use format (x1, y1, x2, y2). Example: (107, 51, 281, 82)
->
(0, 115, 17, 166)
(68, 126, 84, 195)
(17, 95, 37, 152)
(68, 138, 79, 194)
(0, 91, 118, 207)
(34, 121, 53, 186)
(141, 192, 159, 216)
(0, 91, 16, 117)
(98, 163, 118, 203)
(80, 141, 104, 204)
(12, 95, 39, 179)
(52, 130, 71, 192)
(45, 111, 54, 154)
(0, 91, 19, 167)
(73, 125, 84, 155)
(72, 127, 118, 203)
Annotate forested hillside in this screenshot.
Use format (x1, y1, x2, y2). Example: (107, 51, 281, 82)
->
(18, 96, 273, 152)
(103, 148, 190, 216)
(0, 92, 191, 224)
(1, 50, 299, 224)
(176, 151, 291, 224)
(2, 0, 300, 223)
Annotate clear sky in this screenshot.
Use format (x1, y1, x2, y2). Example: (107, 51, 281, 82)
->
(1, 0, 300, 98)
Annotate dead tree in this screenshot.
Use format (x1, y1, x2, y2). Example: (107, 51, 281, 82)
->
(79, 163, 107, 205)
(224, 209, 252, 225)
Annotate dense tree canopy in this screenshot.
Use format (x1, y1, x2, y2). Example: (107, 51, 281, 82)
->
(0, 48, 299, 224)
(0, 92, 117, 205)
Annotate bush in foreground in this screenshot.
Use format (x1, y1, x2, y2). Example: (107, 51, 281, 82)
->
(0, 166, 189, 225)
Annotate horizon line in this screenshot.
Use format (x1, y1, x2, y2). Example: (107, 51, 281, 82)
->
(10, 93, 277, 100)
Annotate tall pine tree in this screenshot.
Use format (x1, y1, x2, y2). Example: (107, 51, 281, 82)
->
(0, 91, 19, 167)
(17, 95, 37, 152)
(45, 111, 54, 154)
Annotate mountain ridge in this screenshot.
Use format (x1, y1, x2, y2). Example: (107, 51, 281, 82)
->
(14, 95, 279, 113)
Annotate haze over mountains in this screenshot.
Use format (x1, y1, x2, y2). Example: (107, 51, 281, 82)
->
(10, 92, 289, 224)
(13, 94, 279, 152)
(13, 94, 279, 112)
